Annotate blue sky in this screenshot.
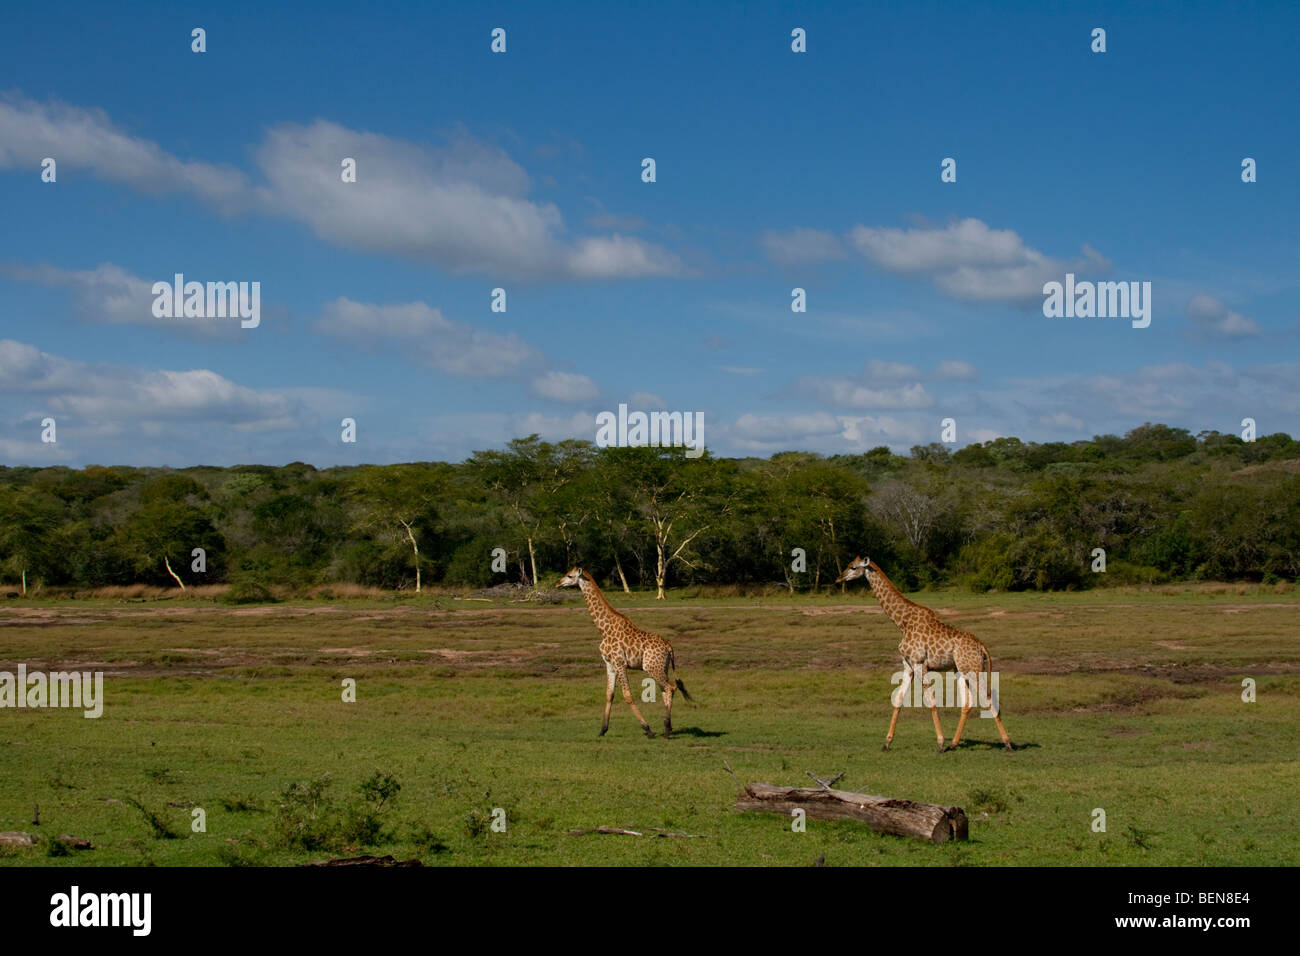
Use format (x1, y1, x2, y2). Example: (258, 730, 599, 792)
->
(1, 0, 1297, 467)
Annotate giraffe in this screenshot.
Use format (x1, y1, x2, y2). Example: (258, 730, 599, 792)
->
(836, 556, 1012, 754)
(556, 567, 692, 738)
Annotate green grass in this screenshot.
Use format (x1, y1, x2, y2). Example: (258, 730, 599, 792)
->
(1, 587, 1297, 866)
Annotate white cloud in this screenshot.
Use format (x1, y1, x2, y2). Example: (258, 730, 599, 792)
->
(932, 360, 978, 381)
(847, 218, 1110, 304)
(252, 120, 680, 279)
(1187, 294, 1260, 337)
(0, 98, 683, 281)
(0, 96, 248, 212)
(566, 234, 682, 279)
(0, 262, 243, 338)
(795, 378, 934, 410)
(0, 338, 302, 430)
(315, 298, 542, 378)
(628, 391, 666, 409)
(510, 410, 599, 443)
(531, 371, 599, 403)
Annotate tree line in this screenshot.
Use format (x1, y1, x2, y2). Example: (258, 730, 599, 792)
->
(2, 423, 1298, 596)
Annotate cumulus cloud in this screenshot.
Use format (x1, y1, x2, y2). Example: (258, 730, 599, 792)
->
(787, 359, 975, 411)
(314, 298, 609, 403)
(796, 379, 934, 410)
(566, 234, 682, 279)
(531, 371, 599, 403)
(0, 338, 302, 429)
(256, 122, 683, 278)
(0, 98, 683, 280)
(510, 410, 599, 443)
(847, 218, 1110, 304)
(1186, 294, 1260, 338)
(628, 391, 667, 409)
(0, 262, 244, 338)
(0, 96, 248, 212)
(314, 298, 542, 378)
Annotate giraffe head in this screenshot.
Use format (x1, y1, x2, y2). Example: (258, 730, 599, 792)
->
(556, 566, 586, 588)
(836, 556, 876, 585)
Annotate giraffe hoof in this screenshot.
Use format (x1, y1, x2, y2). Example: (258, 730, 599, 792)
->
(643, 728, 656, 739)
(881, 743, 891, 752)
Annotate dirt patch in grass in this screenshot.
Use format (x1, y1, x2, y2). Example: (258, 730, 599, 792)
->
(1074, 683, 1204, 715)
(1105, 725, 1147, 737)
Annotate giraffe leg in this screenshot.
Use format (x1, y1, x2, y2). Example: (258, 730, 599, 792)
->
(922, 665, 945, 753)
(644, 661, 674, 737)
(600, 660, 616, 736)
(980, 667, 1013, 751)
(948, 671, 976, 752)
(661, 679, 674, 738)
(616, 667, 654, 738)
(884, 659, 913, 751)
(993, 717, 1013, 754)
(991, 707, 1013, 752)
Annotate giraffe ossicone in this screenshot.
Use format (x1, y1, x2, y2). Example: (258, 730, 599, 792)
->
(556, 566, 692, 738)
(837, 556, 1013, 754)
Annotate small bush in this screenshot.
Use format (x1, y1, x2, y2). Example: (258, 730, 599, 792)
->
(274, 771, 402, 852)
(464, 810, 488, 839)
(220, 581, 278, 605)
(411, 826, 449, 856)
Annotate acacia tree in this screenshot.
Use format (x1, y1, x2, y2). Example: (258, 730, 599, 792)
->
(467, 436, 592, 586)
(348, 464, 449, 592)
(117, 476, 224, 588)
(785, 458, 870, 589)
(0, 487, 63, 591)
(599, 446, 729, 599)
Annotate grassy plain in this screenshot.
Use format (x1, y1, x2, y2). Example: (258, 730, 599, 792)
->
(1, 585, 1296, 866)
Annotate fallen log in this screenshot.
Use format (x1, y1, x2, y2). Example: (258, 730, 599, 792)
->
(569, 826, 701, 838)
(300, 855, 424, 867)
(736, 782, 968, 843)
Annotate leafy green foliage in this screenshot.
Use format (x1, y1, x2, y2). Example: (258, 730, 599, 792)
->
(1, 424, 1298, 594)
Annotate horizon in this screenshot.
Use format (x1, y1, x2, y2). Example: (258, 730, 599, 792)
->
(0, 418, 1289, 473)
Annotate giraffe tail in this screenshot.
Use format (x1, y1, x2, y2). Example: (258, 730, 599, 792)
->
(667, 647, 693, 701)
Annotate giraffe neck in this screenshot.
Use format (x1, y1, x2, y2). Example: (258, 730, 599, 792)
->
(578, 574, 617, 629)
(865, 566, 920, 629)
